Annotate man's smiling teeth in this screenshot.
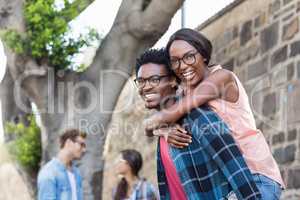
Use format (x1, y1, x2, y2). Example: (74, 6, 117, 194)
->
(144, 93, 157, 100)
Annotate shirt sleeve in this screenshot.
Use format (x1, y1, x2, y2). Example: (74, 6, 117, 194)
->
(188, 107, 261, 200)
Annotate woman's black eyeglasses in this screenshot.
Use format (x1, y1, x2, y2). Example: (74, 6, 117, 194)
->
(169, 51, 199, 70)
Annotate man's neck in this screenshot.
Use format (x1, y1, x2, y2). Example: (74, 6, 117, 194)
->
(57, 150, 73, 170)
(158, 94, 177, 111)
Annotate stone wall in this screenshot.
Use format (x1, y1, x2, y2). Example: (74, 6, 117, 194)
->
(198, 0, 300, 199)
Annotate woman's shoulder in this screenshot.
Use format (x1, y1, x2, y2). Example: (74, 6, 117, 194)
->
(139, 178, 158, 192)
(207, 66, 235, 85)
(209, 65, 233, 76)
(140, 178, 153, 187)
(138, 179, 159, 199)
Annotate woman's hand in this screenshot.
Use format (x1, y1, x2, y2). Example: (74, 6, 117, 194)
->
(153, 124, 192, 148)
(144, 112, 165, 132)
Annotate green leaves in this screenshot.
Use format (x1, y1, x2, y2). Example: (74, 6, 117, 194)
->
(2, 0, 100, 70)
(5, 115, 41, 172)
(2, 30, 26, 54)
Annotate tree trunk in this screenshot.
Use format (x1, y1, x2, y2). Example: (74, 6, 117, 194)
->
(0, 67, 32, 140)
(0, 0, 183, 199)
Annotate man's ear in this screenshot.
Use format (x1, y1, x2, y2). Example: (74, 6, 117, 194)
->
(65, 138, 73, 147)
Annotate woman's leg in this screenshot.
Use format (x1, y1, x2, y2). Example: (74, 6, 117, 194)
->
(253, 174, 282, 200)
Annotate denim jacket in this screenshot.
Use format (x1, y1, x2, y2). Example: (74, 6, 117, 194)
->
(38, 158, 83, 200)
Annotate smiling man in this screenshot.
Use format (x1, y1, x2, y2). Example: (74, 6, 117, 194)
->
(135, 48, 261, 200)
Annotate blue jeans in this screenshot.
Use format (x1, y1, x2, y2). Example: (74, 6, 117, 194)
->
(253, 174, 282, 200)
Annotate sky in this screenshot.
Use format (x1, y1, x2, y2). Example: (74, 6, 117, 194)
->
(0, 0, 234, 142)
(70, 0, 235, 46)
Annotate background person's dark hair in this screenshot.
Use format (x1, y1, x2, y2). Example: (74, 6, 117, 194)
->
(135, 48, 173, 76)
(114, 149, 143, 200)
(166, 28, 213, 65)
(59, 129, 87, 148)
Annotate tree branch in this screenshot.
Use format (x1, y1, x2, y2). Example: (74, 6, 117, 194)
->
(61, 0, 95, 22)
(0, 0, 25, 31)
(85, 0, 183, 81)
(128, 0, 184, 40)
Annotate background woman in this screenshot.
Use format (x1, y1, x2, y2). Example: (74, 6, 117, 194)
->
(113, 149, 158, 200)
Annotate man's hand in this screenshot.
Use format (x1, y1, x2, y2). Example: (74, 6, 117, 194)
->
(153, 124, 192, 148)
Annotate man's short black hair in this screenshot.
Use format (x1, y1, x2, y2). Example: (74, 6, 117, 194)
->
(135, 48, 173, 76)
(59, 129, 87, 148)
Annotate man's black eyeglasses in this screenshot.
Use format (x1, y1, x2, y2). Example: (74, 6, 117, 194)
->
(134, 74, 170, 88)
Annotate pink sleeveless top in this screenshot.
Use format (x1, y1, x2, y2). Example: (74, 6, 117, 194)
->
(207, 65, 285, 188)
(160, 137, 187, 200)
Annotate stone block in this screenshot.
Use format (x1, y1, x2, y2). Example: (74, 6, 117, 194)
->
(214, 27, 238, 50)
(263, 92, 278, 116)
(248, 56, 269, 80)
(283, 17, 299, 41)
(232, 26, 239, 39)
(271, 45, 288, 67)
(273, 144, 296, 164)
(287, 81, 300, 124)
(282, 13, 294, 22)
(283, 0, 294, 6)
(227, 40, 239, 55)
(284, 4, 296, 12)
(287, 63, 295, 80)
(215, 48, 227, 63)
(287, 168, 300, 189)
(272, 132, 285, 145)
(297, 61, 300, 78)
(237, 42, 259, 66)
(290, 40, 300, 57)
(240, 20, 253, 46)
(273, 67, 287, 86)
(287, 129, 297, 141)
(269, 0, 281, 15)
(281, 192, 300, 200)
(274, 4, 296, 19)
(260, 22, 279, 53)
(233, 68, 247, 83)
(222, 58, 234, 71)
(254, 13, 266, 28)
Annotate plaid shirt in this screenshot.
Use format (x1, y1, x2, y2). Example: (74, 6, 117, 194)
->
(157, 106, 261, 200)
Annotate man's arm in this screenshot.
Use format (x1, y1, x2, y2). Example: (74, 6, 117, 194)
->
(189, 107, 261, 200)
(153, 125, 192, 148)
(38, 177, 57, 200)
(144, 121, 192, 148)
